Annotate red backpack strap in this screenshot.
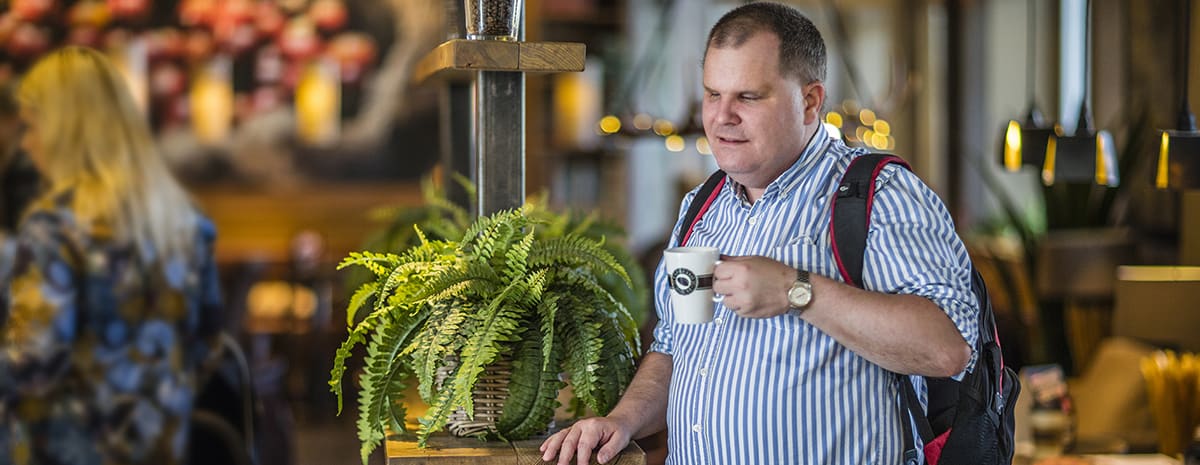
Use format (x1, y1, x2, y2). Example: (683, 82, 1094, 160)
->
(829, 153, 911, 287)
(678, 170, 727, 246)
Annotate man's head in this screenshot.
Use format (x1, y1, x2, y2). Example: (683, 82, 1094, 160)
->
(705, 2, 826, 86)
(701, 2, 828, 191)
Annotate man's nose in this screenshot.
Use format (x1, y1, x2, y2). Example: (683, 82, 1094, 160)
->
(713, 99, 740, 126)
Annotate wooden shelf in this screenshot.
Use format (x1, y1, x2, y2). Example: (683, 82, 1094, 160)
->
(386, 433, 644, 464)
(414, 39, 586, 83)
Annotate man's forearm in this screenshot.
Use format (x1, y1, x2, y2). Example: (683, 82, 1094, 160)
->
(801, 274, 971, 377)
(606, 351, 672, 439)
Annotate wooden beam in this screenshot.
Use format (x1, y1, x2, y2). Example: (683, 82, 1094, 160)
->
(414, 39, 585, 83)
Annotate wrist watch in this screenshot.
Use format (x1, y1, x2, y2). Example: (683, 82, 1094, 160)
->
(787, 269, 813, 310)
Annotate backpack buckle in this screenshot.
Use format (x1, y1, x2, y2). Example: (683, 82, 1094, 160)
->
(903, 448, 919, 465)
(837, 181, 864, 198)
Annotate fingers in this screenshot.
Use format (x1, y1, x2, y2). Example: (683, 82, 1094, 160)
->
(595, 432, 629, 464)
(540, 429, 568, 462)
(576, 430, 600, 465)
(557, 427, 583, 465)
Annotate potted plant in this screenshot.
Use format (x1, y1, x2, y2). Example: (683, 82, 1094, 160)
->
(328, 206, 641, 462)
(346, 178, 650, 328)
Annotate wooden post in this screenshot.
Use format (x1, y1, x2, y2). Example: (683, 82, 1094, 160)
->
(415, 39, 584, 216)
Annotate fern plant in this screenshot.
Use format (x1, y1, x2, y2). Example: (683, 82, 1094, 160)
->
(329, 207, 641, 462)
(346, 177, 650, 331)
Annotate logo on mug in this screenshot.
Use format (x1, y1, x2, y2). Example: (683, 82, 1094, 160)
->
(670, 268, 713, 296)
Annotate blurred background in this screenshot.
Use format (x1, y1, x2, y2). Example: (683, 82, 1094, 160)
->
(1, 0, 1198, 464)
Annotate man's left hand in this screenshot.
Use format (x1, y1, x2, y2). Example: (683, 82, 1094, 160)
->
(711, 255, 796, 318)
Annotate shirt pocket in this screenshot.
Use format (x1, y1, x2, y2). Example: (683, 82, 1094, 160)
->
(767, 236, 830, 275)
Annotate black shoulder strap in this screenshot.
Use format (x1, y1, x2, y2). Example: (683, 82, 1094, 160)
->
(830, 153, 911, 288)
(677, 170, 727, 246)
(829, 154, 932, 460)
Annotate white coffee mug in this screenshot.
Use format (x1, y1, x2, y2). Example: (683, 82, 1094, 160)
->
(663, 246, 721, 324)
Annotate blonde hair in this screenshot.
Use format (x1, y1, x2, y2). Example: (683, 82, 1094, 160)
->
(18, 46, 197, 265)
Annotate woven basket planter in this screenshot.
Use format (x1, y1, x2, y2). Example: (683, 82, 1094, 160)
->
(435, 355, 549, 438)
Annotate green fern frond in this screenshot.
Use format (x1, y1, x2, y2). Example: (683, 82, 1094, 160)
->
(566, 211, 597, 237)
(448, 280, 527, 419)
(495, 327, 564, 439)
(413, 224, 429, 246)
(535, 294, 560, 370)
(356, 378, 385, 464)
(331, 298, 396, 413)
(356, 312, 421, 464)
(518, 269, 547, 309)
(346, 282, 378, 327)
(406, 302, 468, 403)
(561, 317, 603, 416)
(422, 220, 464, 245)
(405, 264, 498, 305)
(553, 268, 621, 318)
(417, 377, 466, 447)
(459, 209, 504, 245)
(559, 268, 640, 356)
(330, 325, 368, 413)
(338, 251, 401, 277)
(386, 371, 409, 435)
(592, 318, 637, 414)
(426, 195, 471, 237)
(502, 231, 535, 280)
(529, 236, 631, 287)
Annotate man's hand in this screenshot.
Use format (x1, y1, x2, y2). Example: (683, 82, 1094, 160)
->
(539, 416, 632, 465)
(711, 255, 796, 318)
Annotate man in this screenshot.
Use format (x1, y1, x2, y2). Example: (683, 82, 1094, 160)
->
(540, 3, 978, 464)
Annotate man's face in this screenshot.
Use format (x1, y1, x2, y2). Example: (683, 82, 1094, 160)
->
(702, 32, 822, 189)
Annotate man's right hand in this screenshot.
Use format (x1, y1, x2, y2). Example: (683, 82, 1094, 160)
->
(538, 415, 632, 465)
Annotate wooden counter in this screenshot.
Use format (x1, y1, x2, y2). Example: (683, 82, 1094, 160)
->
(191, 182, 422, 265)
(386, 433, 644, 465)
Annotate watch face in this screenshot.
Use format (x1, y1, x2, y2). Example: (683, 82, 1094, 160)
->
(788, 283, 812, 308)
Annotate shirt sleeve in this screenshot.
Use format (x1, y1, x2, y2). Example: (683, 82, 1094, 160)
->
(0, 212, 81, 399)
(647, 189, 699, 356)
(862, 165, 980, 378)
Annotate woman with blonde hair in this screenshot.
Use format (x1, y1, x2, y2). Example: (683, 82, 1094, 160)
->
(0, 46, 222, 465)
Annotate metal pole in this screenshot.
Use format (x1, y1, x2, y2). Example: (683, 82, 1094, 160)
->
(440, 83, 475, 210)
(475, 71, 525, 216)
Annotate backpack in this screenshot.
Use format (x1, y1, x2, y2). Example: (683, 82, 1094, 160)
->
(676, 153, 1020, 465)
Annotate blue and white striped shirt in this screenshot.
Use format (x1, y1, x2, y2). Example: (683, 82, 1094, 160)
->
(649, 124, 979, 465)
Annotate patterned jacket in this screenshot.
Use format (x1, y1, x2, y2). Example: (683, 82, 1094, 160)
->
(0, 192, 222, 465)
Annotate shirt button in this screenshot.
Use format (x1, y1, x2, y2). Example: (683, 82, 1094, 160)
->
(713, 317, 724, 326)
(699, 368, 708, 377)
(748, 216, 758, 225)
(692, 424, 702, 433)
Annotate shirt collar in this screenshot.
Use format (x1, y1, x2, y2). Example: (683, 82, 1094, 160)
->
(727, 123, 833, 203)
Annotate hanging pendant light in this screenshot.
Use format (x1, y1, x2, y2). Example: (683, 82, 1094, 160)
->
(999, 0, 1060, 172)
(1156, 0, 1200, 189)
(1042, 0, 1119, 186)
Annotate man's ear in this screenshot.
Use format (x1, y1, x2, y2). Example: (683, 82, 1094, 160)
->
(802, 81, 826, 125)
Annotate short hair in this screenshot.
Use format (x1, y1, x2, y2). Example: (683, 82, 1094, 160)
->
(705, 2, 827, 85)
